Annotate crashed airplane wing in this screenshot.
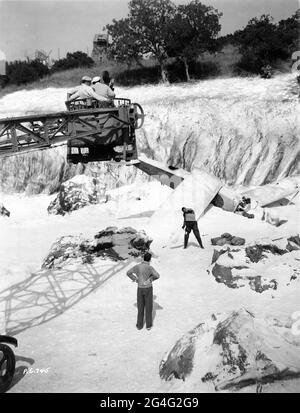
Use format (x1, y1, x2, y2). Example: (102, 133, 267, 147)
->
(149, 170, 223, 245)
(242, 176, 300, 207)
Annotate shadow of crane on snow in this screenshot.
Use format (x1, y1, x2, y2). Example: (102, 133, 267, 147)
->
(0, 259, 131, 336)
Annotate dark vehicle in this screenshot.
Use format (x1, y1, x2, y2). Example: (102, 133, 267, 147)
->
(0, 335, 18, 393)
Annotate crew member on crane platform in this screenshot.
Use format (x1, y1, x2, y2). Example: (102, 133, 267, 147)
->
(92, 72, 116, 102)
(181, 207, 204, 249)
(67, 75, 110, 104)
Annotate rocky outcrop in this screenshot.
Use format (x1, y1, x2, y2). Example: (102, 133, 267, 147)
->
(0, 203, 10, 217)
(211, 233, 245, 246)
(42, 226, 152, 269)
(286, 235, 300, 252)
(245, 244, 286, 263)
(0, 147, 83, 195)
(211, 263, 276, 293)
(160, 322, 204, 382)
(160, 308, 300, 391)
(209, 237, 300, 293)
(0, 145, 149, 195)
(47, 175, 108, 215)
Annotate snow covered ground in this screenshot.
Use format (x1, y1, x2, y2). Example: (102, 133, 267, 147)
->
(0, 74, 299, 393)
(0, 180, 299, 393)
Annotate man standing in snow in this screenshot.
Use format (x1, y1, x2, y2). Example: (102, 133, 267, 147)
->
(127, 252, 160, 331)
(182, 207, 204, 249)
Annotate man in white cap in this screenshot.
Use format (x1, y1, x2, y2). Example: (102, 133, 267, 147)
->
(91, 76, 101, 85)
(67, 75, 110, 103)
(92, 75, 115, 102)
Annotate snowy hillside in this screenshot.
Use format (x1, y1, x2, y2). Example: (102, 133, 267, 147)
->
(0, 73, 299, 194)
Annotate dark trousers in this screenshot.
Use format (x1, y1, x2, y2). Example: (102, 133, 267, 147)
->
(184, 222, 204, 248)
(137, 287, 153, 329)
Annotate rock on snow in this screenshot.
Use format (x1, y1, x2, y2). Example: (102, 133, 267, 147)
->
(47, 175, 108, 215)
(208, 237, 300, 293)
(0, 202, 10, 217)
(160, 308, 300, 391)
(42, 226, 153, 269)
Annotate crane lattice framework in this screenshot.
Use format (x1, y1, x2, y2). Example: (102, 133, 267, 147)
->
(0, 97, 184, 189)
(0, 99, 144, 162)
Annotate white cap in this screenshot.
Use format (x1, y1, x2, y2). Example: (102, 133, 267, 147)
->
(81, 75, 92, 82)
(92, 76, 101, 84)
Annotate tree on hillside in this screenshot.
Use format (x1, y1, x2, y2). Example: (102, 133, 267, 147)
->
(166, 0, 222, 81)
(233, 14, 298, 73)
(6, 59, 49, 85)
(106, 18, 144, 69)
(51, 51, 94, 73)
(106, 0, 176, 83)
(277, 10, 300, 55)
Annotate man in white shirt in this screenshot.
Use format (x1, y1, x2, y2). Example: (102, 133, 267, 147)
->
(92, 75, 115, 101)
(68, 76, 110, 103)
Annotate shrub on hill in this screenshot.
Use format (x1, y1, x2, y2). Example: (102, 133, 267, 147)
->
(115, 60, 219, 86)
(5, 59, 49, 86)
(115, 65, 161, 86)
(233, 12, 299, 74)
(50, 51, 94, 73)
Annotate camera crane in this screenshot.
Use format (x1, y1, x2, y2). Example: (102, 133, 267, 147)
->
(0, 97, 185, 188)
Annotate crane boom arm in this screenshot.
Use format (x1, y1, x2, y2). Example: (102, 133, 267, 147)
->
(0, 107, 120, 157)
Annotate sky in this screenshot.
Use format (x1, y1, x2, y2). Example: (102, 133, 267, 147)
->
(0, 0, 298, 62)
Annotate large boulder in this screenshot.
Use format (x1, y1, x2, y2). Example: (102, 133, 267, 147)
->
(42, 227, 152, 269)
(0, 203, 10, 217)
(47, 175, 108, 215)
(160, 308, 300, 391)
(208, 237, 300, 293)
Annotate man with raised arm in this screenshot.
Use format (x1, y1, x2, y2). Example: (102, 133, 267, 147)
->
(182, 207, 204, 249)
